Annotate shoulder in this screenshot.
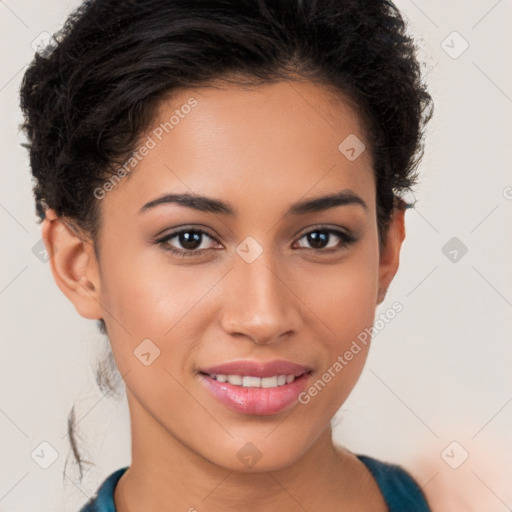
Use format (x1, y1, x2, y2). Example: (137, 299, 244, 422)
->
(357, 454, 431, 512)
(79, 467, 128, 512)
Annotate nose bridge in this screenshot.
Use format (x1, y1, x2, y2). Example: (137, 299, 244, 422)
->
(220, 239, 301, 343)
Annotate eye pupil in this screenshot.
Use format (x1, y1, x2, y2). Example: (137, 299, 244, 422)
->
(179, 231, 202, 250)
(307, 230, 329, 249)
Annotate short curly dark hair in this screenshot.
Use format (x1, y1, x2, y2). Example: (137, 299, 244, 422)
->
(20, 0, 432, 247)
(19, 0, 433, 481)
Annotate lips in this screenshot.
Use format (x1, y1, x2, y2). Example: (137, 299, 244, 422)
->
(197, 359, 312, 415)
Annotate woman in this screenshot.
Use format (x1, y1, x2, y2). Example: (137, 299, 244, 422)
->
(20, 0, 433, 510)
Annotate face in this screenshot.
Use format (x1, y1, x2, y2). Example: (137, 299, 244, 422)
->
(48, 79, 404, 472)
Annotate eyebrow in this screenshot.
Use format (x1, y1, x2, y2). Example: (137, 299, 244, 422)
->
(139, 189, 368, 216)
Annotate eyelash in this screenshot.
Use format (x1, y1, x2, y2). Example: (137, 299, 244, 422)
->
(155, 225, 357, 258)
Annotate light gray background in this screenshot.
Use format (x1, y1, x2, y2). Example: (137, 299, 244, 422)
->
(1, 1, 511, 511)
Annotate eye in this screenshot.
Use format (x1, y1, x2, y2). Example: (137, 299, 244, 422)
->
(155, 225, 357, 258)
(293, 227, 357, 253)
(155, 228, 221, 257)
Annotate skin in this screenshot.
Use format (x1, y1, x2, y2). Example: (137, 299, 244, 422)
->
(42, 79, 405, 511)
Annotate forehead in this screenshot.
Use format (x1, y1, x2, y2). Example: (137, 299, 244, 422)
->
(102, 79, 375, 222)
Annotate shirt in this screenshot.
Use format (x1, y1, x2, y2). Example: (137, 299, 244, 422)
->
(79, 454, 431, 511)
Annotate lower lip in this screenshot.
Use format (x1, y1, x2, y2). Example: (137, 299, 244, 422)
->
(198, 373, 311, 416)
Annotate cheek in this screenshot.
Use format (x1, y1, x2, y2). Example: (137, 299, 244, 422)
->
(302, 237, 380, 347)
(97, 245, 225, 368)
(294, 237, 379, 408)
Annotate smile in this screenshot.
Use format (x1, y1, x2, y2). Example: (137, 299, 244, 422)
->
(197, 359, 313, 415)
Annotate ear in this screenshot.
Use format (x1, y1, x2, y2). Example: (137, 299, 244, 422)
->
(41, 209, 103, 320)
(377, 205, 406, 304)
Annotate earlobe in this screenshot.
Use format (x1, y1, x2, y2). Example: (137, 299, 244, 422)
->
(41, 209, 103, 320)
(376, 207, 406, 304)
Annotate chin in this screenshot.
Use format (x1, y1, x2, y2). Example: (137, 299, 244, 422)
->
(201, 430, 315, 474)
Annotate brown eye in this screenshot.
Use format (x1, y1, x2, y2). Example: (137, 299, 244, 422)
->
(156, 228, 220, 257)
(174, 230, 203, 250)
(295, 227, 357, 252)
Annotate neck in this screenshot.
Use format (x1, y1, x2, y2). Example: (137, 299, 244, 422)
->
(114, 389, 374, 512)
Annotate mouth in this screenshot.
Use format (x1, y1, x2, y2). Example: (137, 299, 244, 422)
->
(197, 359, 312, 415)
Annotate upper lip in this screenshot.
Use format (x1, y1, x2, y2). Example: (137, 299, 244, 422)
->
(199, 359, 312, 378)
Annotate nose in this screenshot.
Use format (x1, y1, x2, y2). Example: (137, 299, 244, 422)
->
(219, 245, 303, 345)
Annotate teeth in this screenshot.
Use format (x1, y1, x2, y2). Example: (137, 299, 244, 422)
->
(243, 376, 261, 387)
(227, 375, 243, 386)
(209, 374, 298, 388)
(261, 376, 278, 388)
